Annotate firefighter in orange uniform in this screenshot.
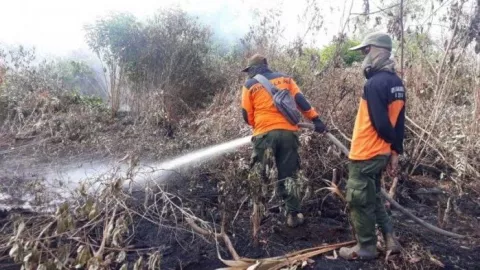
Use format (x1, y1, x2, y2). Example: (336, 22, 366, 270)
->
(241, 54, 328, 227)
(339, 32, 405, 260)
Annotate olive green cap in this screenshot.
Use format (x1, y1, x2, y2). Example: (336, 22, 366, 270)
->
(349, 32, 393, 51)
(241, 53, 268, 72)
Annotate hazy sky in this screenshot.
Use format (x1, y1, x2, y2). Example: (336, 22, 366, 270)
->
(0, 0, 366, 57)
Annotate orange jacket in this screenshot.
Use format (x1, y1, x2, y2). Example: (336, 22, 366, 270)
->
(241, 69, 319, 136)
(349, 71, 406, 160)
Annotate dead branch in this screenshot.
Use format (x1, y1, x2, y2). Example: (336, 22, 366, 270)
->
(186, 212, 356, 270)
(251, 202, 262, 243)
(185, 217, 240, 260)
(217, 241, 355, 270)
(94, 203, 118, 258)
(405, 122, 449, 163)
(406, 116, 480, 178)
(332, 168, 338, 186)
(442, 197, 452, 227)
(328, 113, 352, 142)
(389, 177, 399, 199)
(381, 189, 465, 239)
(268, 241, 356, 270)
(351, 3, 401, 16)
(231, 196, 248, 228)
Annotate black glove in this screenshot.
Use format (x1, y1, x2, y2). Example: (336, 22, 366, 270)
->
(312, 117, 328, 133)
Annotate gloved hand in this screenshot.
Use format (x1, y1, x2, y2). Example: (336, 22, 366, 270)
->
(312, 117, 328, 133)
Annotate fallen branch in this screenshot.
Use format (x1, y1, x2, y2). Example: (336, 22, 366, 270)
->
(251, 202, 262, 243)
(332, 168, 338, 186)
(217, 241, 355, 270)
(380, 189, 465, 239)
(185, 217, 240, 260)
(267, 241, 356, 270)
(185, 214, 356, 269)
(442, 197, 452, 227)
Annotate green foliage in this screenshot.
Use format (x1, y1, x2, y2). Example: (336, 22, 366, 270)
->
(1, 46, 104, 100)
(49, 60, 106, 97)
(0, 46, 106, 125)
(67, 92, 105, 109)
(320, 39, 363, 66)
(278, 47, 323, 84)
(84, 9, 227, 114)
(85, 13, 142, 68)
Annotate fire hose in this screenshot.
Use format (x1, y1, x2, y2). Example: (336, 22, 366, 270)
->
(297, 122, 465, 239)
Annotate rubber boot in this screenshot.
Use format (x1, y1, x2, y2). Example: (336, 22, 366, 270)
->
(384, 233, 401, 254)
(339, 244, 378, 260)
(286, 212, 305, 228)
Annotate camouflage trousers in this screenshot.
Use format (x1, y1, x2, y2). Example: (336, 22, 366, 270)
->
(346, 155, 394, 247)
(248, 130, 303, 213)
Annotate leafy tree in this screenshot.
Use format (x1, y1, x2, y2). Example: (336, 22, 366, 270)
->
(85, 13, 142, 69)
(320, 39, 363, 67)
(85, 12, 142, 116)
(50, 60, 107, 98)
(84, 10, 226, 117)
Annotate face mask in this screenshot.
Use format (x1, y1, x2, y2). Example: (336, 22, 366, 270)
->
(361, 46, 395, 78)
(362, 53, 374, 79)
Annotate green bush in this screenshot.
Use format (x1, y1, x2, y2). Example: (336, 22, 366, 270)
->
(320, 39, 363, 66)
(67, 92, 105, 109)
(85, 10, 228, 114)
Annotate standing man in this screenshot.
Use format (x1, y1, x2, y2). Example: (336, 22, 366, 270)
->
(241, 54, 327, 228)
(339, 32, 405, 260)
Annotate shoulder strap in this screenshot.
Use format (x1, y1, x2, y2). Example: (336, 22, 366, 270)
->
(254, 74, 277, 96)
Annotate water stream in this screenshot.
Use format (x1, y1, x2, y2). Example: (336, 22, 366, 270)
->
(129, 135, 251, 186)
(1, 136, 252, 210)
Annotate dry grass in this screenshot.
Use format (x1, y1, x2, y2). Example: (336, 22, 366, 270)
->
(1, 56, 479, 267)
(1, 2, 480, 269)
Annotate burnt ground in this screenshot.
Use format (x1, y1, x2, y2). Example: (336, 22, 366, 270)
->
(0, 174, 479, 270)
(1, 133, 479, 270)
(119, 174, 480, 270)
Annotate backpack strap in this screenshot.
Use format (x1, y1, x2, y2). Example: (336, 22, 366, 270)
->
(254, 74, 277, 96)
